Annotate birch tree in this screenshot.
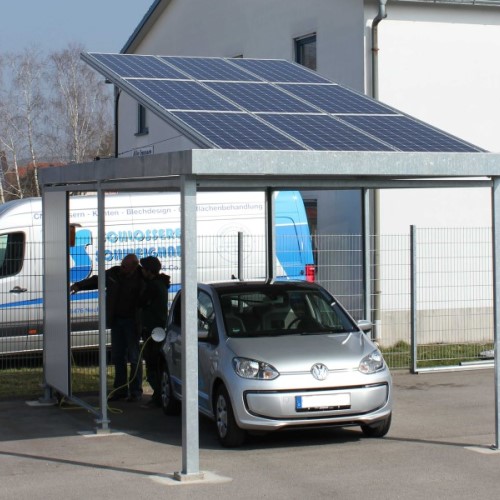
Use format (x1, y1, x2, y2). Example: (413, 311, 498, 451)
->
(48, 44, 112, 164)
(9, 48, 45, 197)
(0, 43, 113, 201)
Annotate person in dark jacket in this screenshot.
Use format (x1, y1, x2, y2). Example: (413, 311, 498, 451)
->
(139, 256, 170, 407)
(70, 253, 145, 401)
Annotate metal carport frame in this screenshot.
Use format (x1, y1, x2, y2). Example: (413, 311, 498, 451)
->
(39, 148, 500, 478)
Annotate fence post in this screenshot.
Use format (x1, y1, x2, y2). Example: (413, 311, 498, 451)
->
(363, 189, 372, 330)
(266, 189, 276, 281)
(410, 225, 417, 374)
(237, 231, 243, 280)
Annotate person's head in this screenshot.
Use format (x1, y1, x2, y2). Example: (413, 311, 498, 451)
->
(120, 254, 139, 275)
(140, 256, 162, 279)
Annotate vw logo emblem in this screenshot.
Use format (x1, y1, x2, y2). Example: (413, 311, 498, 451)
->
(311, 363, 329, 381)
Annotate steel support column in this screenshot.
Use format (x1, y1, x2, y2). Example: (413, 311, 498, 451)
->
(491, 177, 500, 449)
(178, 175, 202, 479)
(96, 187, 110, 432)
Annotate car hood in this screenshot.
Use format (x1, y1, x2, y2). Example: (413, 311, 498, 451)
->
(225, 331, 376, 372)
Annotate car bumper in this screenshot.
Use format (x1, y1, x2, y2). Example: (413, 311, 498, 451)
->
(227, 370, 392, 431)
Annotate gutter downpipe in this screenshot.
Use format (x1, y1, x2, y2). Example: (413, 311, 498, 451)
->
(370, 0, 387, 341)
(114, 87, 121, 158)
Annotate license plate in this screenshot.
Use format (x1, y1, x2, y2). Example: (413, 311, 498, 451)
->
(296, 393, 351, 411)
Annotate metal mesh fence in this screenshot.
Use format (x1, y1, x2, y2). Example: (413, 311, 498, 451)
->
(411, 227, 493, 369)
(303, 229, 493, 370)
(0, 228, 495, 399)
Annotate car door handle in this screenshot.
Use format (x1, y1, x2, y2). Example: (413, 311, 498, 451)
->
(10, 286, 27, 293)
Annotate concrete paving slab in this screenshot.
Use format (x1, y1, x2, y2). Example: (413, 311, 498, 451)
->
(0, 369, 499, 500)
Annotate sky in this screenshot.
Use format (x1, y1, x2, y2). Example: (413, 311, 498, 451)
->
(1, 0, 155, 55)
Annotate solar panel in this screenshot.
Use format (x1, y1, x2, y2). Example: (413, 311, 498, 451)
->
(82, 52, 485, 153)
(171, 111, 306, 150)
(279, 84, 397, 115)
(230, 58, 330, 83)
(88, 53, 186, 79)
(160, 56, 261, 82)
(126, 80, 240, 111)
(341, 115, 482, 152)
(261, 114, 393, 151)
(205, 82, 317, 113)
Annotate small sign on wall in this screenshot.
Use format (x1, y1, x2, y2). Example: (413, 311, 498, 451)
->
(133, 146, 154, 157)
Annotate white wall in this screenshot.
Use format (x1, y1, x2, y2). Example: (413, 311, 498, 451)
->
(118, 92, 197, 157)
(119, 0, 368, 242)
(134, 0, 365, 89)
(120, 1, 500, 235)
(365, 3, 500, 233)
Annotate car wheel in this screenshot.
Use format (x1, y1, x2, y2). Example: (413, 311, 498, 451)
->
(160, 367, 181, 415)
(214, 385, 246, 447)
(361, 413, 392, 438)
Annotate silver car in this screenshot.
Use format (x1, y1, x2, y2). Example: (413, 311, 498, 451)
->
(159, 281, 392, 447)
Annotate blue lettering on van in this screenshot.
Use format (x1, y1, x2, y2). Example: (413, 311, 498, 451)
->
(69, 229, 93, 283)
(105, 227, 181, 244)
(101, 245, 181, 262)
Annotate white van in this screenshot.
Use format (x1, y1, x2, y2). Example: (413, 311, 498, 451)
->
(0, 191, 314, 355)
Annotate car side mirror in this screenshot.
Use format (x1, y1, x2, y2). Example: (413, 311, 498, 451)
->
(357, 320, 372, 333)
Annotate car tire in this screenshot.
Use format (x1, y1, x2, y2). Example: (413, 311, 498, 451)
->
(361, 413, 392, 438)
(160, 367, 181, 415)
(214, 385, 246, 447)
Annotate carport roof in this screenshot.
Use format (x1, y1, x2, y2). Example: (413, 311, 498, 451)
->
(82, 53, 484, 154)
(39, 149, 500, 192)
(40, 54, 500, 191)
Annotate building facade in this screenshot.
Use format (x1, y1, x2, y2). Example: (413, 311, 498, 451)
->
(110, 0, 500, 334)
(117, 0, 500, 233)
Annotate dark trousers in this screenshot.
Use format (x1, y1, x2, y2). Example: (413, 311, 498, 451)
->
(111, 317, 143, 397)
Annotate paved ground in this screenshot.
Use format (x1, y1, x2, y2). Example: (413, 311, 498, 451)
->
(0, 368, 499, 500)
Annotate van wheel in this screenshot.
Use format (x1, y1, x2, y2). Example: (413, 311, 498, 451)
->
(214, 385, 246, 447)
(160, 368, 181, 415)
(361, 413, 391, 438)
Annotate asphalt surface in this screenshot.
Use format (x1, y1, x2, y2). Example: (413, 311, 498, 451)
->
(0, 368, 499, 500)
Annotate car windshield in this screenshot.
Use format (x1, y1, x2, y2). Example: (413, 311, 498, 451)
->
(218, 287, 358, 338)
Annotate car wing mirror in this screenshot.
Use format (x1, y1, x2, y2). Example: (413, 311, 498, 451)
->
(357, 320, 373, 333)
(151, 327, 166, 343)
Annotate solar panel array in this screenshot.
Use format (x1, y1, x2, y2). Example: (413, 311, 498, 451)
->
(85, 53, 484, 152)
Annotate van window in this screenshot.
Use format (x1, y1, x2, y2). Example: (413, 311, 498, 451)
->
(0, 232, 25, 277)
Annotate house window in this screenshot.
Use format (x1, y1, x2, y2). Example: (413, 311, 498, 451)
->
(295, 34, 317, 70)
(136, 104, 148, 135)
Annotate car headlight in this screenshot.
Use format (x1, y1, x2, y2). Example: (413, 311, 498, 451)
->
(233, 357, 279, 380)
(359, 349, 385, 374)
